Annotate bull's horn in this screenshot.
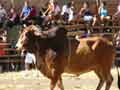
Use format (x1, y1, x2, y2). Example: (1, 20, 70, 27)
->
(32, 25, 43, 36)
(34, 30, 48, 38)
(34, 30, 42, 36)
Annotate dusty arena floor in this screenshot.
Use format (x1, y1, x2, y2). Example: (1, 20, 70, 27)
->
(0, 69, 119, 90)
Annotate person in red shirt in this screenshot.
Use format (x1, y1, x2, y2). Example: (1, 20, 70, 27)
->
(29, 6, 37, 18)
(28, 6, 37, 25)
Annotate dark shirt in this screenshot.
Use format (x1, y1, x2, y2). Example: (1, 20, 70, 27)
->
(29, 7, 37, 17)
(84, 9, 93, 16)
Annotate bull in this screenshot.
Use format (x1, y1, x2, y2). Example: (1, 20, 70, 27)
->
(16, 25, 117, 90)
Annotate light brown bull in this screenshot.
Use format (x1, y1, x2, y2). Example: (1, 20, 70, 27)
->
(16, 25, 116, 90)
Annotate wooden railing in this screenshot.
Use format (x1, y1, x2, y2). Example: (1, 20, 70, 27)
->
(0, 42, 23, 72)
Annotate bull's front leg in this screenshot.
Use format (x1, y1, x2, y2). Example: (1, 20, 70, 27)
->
(56, 76, 64, 90)
(45, 48, 57, 70)
(50, 68, 60, 90)
(50, 78, 57, 90)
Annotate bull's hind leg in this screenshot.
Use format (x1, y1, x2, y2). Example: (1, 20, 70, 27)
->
(95, 67, 113, 90)
(105, 73, 113, 90)
(50, 69, 59, 90)
(94, 70, 105, 90)
(50, 68, 64, 90)
(102, 65, 113, 90)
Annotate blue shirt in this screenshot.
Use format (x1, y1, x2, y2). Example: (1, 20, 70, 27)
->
(100, 8, 108, 17)
(22, 6, 31, 17)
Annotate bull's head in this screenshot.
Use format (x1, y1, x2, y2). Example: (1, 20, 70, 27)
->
(16, 25, 43, 53)
(16, 25, 67, 54)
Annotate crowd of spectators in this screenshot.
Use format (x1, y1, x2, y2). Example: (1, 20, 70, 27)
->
(0, 0, 119, 30)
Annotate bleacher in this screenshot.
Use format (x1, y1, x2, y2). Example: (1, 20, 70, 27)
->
(0, 42, 24, 72)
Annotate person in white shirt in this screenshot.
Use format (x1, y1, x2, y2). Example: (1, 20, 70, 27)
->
(61, 2, 74, 22)
(25, 52, 36, 70)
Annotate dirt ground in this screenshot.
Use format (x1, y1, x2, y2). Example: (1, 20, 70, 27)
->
(0, 68, 119, 90)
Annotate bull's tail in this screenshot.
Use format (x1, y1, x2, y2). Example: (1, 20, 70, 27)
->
(116, 66, 120, 89)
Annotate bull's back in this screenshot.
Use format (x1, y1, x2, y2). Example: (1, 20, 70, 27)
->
(64, 37, 115, 74)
